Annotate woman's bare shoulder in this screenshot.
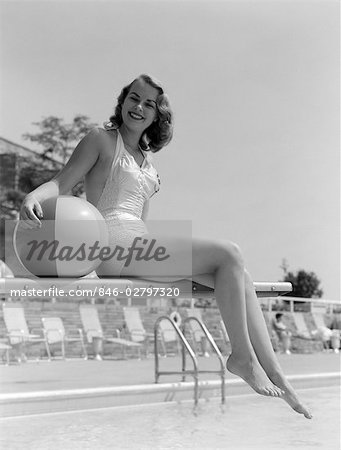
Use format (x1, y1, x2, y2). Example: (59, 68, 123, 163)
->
(94, 126, 117, 142)
(86, 127, 117, 152)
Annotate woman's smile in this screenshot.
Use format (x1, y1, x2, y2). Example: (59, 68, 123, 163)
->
(128, 111, 144, 121)
(121, 79, 158, 131)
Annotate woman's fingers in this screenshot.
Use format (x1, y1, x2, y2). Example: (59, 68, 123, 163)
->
(18, 218, 40, 230)
(20, 202, 42, 229)
(25, 210, 41, 228)
(34, 203, 44, 219)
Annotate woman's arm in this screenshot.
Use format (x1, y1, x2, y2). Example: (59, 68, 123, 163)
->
(20, 128, 102, 225)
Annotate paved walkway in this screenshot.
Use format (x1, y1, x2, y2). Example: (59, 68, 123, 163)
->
(0, 352, 339, 394)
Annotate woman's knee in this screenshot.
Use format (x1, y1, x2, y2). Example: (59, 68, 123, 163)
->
(218, 240, 244, 271)
(244, 268, 254, 289)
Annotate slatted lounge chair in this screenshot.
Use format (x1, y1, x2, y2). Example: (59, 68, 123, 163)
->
(158, 317, 180, 356)
(291, 312, 328, 351)
(312, 311, 329, 329)
(311, 311, 333, 348)
(123, 307, 154, 357)
(41, 317, 87, 360)
(2, 303, 50, 362)
(185, 308, 210, 356)
(292, 312, 315, 339)
(79, 304, 142, 359)
(0, 341, 12, 365)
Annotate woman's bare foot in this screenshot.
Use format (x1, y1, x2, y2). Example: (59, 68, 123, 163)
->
(269, 371, 313, 419)
(226, 353, 283, 397)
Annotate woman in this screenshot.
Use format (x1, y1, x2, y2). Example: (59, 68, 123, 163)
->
(20, 74, 312, 418)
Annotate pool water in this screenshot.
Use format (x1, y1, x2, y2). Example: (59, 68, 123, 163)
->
(0, 385, 339, 449)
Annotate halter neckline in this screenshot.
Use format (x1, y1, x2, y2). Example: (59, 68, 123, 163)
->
(117, 129, 146, 169)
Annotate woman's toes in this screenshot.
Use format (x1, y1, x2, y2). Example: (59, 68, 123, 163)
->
(274, 387, 283, 396)
(264, 387, 275, 396)
(293, 404, 313, 419)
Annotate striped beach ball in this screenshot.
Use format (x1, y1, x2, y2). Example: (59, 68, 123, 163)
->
(14, 196, 109, 278)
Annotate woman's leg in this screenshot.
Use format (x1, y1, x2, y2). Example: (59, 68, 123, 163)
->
(243, 270, 312, 418)
(120, 234, 282, 397)
(193, 269, 311, 418)
(110, 231, 311, 415)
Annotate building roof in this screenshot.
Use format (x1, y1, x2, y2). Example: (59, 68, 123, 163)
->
(0, 136, 63, 167)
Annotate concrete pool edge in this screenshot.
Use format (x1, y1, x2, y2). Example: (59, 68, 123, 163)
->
(0, 371, 339, 417)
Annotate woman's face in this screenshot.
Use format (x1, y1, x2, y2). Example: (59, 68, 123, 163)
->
(121, 78, 159, 132)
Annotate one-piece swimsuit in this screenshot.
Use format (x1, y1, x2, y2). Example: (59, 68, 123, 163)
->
(95, 129, 160, 276)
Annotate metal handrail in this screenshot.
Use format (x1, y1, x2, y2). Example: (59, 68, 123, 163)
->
(182, 316, 226, 405)
(154, 316, 199, 405)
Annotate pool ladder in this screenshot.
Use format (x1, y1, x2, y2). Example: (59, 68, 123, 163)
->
(154, 316, 226, 406)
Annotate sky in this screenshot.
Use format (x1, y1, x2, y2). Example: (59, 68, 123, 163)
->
(0, 0, 339, 298)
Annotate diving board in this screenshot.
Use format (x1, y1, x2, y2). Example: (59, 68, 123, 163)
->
(0, 277, 292, 299)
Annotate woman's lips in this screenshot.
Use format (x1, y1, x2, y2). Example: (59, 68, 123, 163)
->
(129, 111, 144, 120)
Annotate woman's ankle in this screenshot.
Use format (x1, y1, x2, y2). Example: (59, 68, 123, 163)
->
(228, 348, 258, 365)
(267, 367, 288, 383)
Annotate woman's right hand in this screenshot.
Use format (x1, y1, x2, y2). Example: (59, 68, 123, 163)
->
(18, 128, 102, 229)
(20, 195, 44, 228)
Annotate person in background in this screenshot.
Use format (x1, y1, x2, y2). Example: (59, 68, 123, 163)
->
(272, 313, 292, 355)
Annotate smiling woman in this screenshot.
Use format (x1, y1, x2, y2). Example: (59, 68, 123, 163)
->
(19, 73, 312, 420)
(105, 74, 173, 154)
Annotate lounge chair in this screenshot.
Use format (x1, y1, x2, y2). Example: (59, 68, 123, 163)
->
(123, 307, 154, 357)
(311, 312, 333, 349)
(312, 311, 330, 329)
(41, 317, 87, 360)
(0, 341, 12, 365)
(291, 312, 328, 352)
(292, 312, 315, 339)
(185, 308, 210, 356)
(79, 304, 142, 359)
(2, 303, 50, 362)
(158, 317, 180, 356)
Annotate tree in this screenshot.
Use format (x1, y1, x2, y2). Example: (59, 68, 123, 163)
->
(280, 259, 323, 298)
(19, 163, 59, 193)
(22, 114, 98, 198)
(23, 115, 98, 165)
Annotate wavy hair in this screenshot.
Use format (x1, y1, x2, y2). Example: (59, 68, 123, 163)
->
(104, 74, 173, 152)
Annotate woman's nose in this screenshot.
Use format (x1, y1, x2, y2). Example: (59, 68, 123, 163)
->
(136, 103, 143, 111)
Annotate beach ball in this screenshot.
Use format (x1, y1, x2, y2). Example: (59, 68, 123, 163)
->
(14, 196, 109, 278)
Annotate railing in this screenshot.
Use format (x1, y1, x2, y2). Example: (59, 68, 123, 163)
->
(154, 316, 199, 405)
(182, 316, 226, 405)
(154, 315, 226, 407)
(265, 296, 341, 313)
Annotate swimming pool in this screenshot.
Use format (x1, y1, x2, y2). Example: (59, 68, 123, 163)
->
(0, 385, 339, 450)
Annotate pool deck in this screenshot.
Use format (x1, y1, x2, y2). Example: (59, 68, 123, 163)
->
(0, 352, 340, 417)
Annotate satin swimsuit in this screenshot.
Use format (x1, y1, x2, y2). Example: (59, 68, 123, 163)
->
(95, 129, 160, 276)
